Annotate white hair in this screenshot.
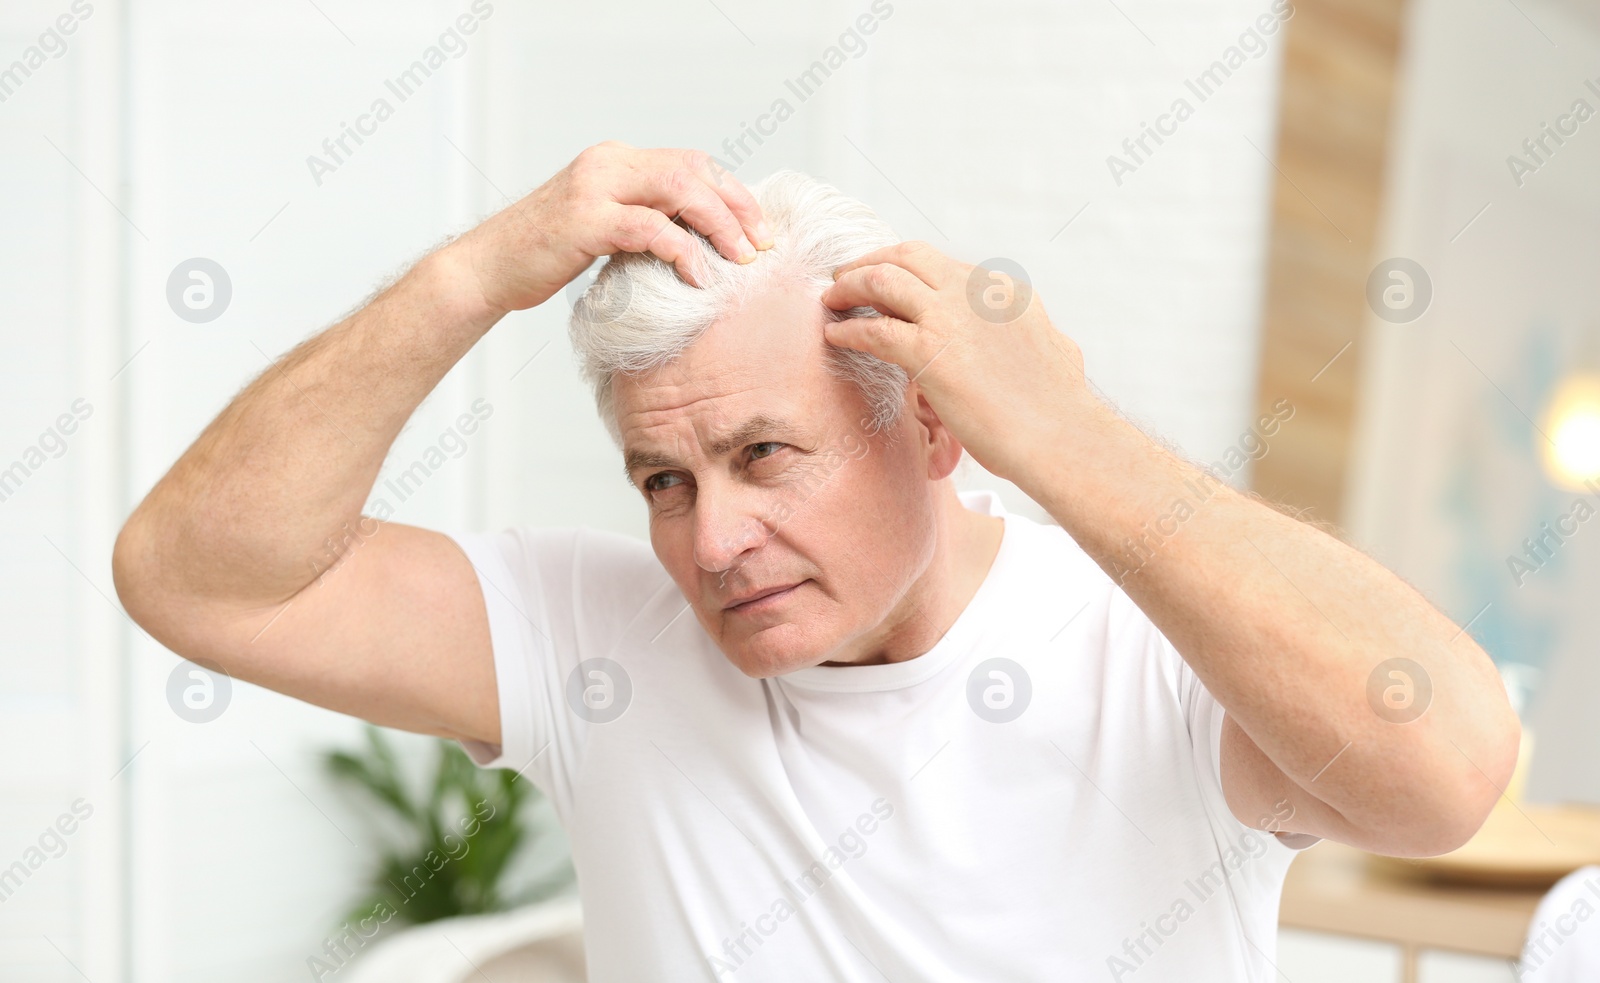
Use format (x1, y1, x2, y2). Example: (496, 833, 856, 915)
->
(567, 169, 909, 449)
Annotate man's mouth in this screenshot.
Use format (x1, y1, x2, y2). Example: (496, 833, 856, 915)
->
(723, 580, 809, 611)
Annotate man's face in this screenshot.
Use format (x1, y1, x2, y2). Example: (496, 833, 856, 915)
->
(614, 277, 939, 677)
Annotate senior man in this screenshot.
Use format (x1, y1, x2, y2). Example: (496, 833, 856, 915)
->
(114, 142, 1518, 982)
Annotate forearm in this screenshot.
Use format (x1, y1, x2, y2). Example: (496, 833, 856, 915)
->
(1018, 391, 1518, 836)
(114, 243, 502, 609)
(815, 236, 1517, 843)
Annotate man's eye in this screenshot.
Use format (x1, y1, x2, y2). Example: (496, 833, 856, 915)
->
(749, 442, 784, 460)
(644, 473, 682, 492)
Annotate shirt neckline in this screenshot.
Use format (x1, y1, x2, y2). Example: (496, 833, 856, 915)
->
(775, 488, 1015, 693)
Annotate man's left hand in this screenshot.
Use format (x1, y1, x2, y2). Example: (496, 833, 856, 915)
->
(820, 241, 1090, 483)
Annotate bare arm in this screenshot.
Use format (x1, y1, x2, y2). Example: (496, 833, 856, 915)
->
(112, 142, 771, 746)
(1024, 397, 1519, 857)
(821, 240, 1520, 857)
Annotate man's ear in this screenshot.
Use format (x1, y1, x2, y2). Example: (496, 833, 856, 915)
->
(910, 387, 965, 481)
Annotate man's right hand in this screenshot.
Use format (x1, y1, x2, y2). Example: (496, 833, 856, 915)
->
(112, 143, 769, 752)
(454, 142, 774, 317)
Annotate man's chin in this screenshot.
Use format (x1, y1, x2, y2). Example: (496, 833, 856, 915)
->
(720, 628, 833, 679)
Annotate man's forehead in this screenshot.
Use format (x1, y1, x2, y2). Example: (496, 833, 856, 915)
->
(622, 412, 811, 473)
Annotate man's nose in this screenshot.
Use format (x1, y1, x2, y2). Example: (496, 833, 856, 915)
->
(692, 495, 773, 576)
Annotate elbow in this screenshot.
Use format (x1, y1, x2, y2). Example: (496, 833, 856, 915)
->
(1402, 721, 1521, 858)
(113, 515, 227, 668)
(1411, 657, 1524, 856)
(1411, 780, 1505, 858)
(112, 512, 169, 636)
(1448, 684, 1524, 846)
(1365, 787, 1497, 859)
(111, 515, 148, 622)
(1444, 717, 1522, 853)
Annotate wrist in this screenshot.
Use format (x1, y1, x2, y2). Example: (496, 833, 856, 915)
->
(422, 239, 512, 335)
(1020, 390, 1186, 542)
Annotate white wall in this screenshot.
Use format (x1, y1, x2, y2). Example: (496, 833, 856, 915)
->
(476, 0, 1291, 534)
(0, 0, 1285, 978)
(0, 2, 132, 979)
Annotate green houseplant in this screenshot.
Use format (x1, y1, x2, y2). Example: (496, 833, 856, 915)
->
(323, 723, 575, 927)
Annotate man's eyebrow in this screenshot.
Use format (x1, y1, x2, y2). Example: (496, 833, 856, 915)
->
(622, 415, 803, 482)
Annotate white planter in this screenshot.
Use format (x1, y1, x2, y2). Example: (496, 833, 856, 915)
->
(341, 896, 585, 983)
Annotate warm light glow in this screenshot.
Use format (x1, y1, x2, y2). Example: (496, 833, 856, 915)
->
(1541, 374, 1600, 491)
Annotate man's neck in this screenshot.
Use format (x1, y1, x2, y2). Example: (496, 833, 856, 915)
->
(818, 484, 1005, 667)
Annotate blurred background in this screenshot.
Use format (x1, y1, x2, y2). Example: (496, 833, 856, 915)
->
(2, 0, 1597, 979)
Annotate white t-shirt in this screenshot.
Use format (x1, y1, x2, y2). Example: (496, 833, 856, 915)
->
(448, 488, 1313, 982)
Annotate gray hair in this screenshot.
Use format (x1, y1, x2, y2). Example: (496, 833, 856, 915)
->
(567, 169, 909, 450)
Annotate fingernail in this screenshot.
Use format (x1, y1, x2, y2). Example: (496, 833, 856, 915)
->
(755, 221, 774, 249)
(736, 236, 757, 264)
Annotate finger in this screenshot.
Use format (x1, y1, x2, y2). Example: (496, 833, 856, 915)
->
(608, 204, 710, 288)
(614, 160, 757, 266)
(682, 150, 774, 251)
(821, 263, 938, 323)
(822, 311, 920, 368)
(832, 240, 962, 289)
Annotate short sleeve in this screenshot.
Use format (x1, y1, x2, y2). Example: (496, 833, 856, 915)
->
(445, 527, 559, 774)
(441, 524, 676, 805)
(1166, 632, 1322, 853)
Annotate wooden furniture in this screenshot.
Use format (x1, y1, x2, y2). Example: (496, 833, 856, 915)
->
(1282, 840, 1541, 982)
(1280, 804, 1600, 982)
